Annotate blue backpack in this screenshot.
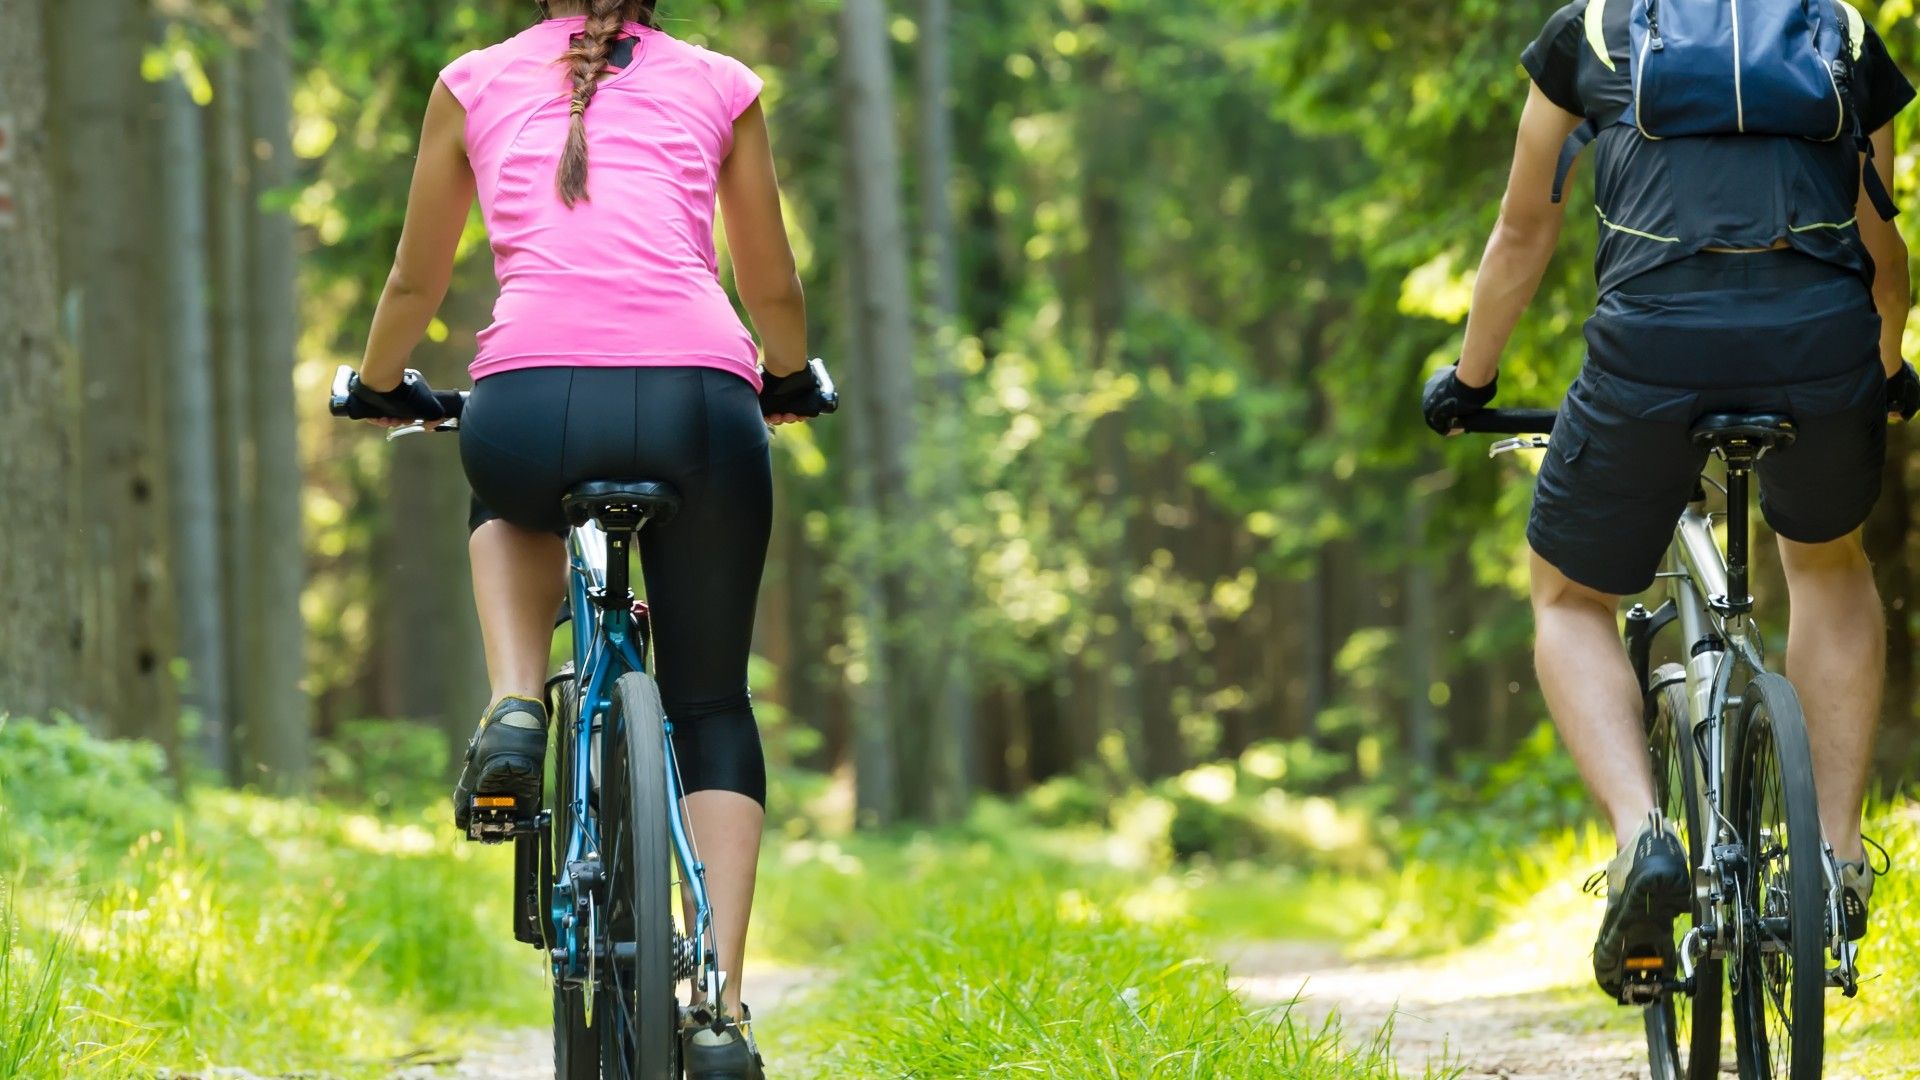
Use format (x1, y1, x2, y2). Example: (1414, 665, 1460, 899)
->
(1552, 0, 1897, 220)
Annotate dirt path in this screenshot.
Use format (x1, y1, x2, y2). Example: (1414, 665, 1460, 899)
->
(397, 964, 822, 1079)
(1227, 940, 1920, 1080)
(1225, 940, 1661, 1080)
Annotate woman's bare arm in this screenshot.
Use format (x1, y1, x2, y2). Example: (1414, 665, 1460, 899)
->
(359, 80, 475, 392)
(718, 101, 808, 378)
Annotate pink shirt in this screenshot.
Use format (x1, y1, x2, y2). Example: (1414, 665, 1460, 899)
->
(441, 18, 765, 387)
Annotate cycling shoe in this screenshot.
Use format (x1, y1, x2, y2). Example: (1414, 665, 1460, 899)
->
(451, 696, 547, 831)
(683, 1007, 766, 1080)
(1839, 856, 1875, 942)
(1591, 810, 1691, 1003)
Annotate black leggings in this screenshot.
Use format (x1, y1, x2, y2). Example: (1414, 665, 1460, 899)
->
(460, 366, 771, 806)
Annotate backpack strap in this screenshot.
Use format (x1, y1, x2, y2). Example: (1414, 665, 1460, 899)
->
(1552, 117, 1605, 204)
(1835, 1, 1866, 62)
(1830, 0, 1898, 220)
(1858, 130, 1899, 220)
(1554, 0, 1617, 203)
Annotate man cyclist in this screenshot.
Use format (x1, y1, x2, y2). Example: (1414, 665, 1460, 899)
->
(1422, 0, 1917, 1001)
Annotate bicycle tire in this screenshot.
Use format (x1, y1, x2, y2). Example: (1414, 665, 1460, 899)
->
(600, 672, 681, 1080)
(1728, 673, 1825, 1080)
(550, 675, 598, 1080)
(1643, 664, 1723, 1080)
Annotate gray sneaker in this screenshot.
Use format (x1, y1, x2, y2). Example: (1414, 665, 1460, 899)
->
(682, 1007, 765, 1080)
(1839, 858, 1874, 942)
(1590, 810, 1691, 1002)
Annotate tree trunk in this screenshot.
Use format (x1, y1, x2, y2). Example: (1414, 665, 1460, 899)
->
(371, 271, 492, 759)
(840, 0, 928, 822)
(1403, 477, 1440, 786)
(1078, 28, 1146, 777)
(775, 476, 837, 772)
(914, 0, 973, 821)
(206, 50, 256, 785)
(832, 128, 896, 825)
(156, 43, 230, 775)
(0, 0, 83, 719)
(48, 0, 179, 747)
(240, 0, 311, 790)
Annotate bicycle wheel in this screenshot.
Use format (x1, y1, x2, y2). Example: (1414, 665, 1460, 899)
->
(600, 672, 681, 1080)
(550, 675, 598, 1080)
(1729, 673, 1825, 1080)
(1643, 665, 1723, 1080)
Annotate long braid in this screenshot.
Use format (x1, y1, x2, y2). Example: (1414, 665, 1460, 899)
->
(555, 0, 655, 207)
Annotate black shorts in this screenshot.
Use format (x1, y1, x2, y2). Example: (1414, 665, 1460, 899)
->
(1528, 251, 1888, 596)
(458, 365, 774, 805)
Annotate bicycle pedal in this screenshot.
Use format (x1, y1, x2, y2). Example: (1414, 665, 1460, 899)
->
(466, 796, 541, 844)
(1618, 957, 1671, 1005)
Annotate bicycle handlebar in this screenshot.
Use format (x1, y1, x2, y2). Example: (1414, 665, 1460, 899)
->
(327, 364, 467, 422)
(1455, 408, 1556, 436)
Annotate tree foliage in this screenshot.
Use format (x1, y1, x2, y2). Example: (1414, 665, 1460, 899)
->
(11, 0, 1920, 808)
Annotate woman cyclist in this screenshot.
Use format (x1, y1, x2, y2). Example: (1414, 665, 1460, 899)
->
(344, 1, 829, 1074)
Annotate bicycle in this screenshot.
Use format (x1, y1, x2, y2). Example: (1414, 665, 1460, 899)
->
(330, 361, 836, 1079)
(1464, 407, 1865, 1080)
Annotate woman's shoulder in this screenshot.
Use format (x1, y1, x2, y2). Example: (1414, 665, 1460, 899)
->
(646, 32, 755, 81)
(642, 32, 762, 114)
(440, 28, 548, 107)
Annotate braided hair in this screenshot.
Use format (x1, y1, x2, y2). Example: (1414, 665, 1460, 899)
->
(554, 0, 657, 207)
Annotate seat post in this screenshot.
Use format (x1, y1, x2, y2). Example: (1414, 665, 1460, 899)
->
(602, 528, 635, 609)
(1723, 459, 1754, 616)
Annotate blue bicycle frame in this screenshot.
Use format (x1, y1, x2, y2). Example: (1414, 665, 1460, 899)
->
(551, 520, 720, 1008)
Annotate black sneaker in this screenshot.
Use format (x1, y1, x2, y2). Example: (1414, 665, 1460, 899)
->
(1591, 810, 1691, 1003)
(682, 1008, 765, 1080)
(451, 696, 548, 831)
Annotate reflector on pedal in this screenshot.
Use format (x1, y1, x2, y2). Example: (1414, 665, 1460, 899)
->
(473, 796, 517, 808)
(1625, 957, 1666, 971)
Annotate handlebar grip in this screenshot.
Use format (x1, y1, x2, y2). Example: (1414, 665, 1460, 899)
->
(327, 364, 468, 422)
(1457, 408, 1556, 435)
(805, 357, 838, 415)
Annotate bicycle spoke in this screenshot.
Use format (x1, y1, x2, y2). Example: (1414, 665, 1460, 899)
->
(1757, 752, 1792, 1080)
(608, 741, 636, 1077)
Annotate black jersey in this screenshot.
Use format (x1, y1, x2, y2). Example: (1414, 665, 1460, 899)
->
(1523, 0, 1914, 293)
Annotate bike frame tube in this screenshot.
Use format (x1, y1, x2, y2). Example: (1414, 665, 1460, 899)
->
(552, 521, 718, 1000)
(1666, 494, 1771, 969)
(1667, 550, 1728, 843)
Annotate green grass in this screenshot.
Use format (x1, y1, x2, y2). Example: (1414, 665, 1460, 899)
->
(1828, 801, 1920, 1076)
(0, 883, 70, 1078)
(756, 831, 1430, 1079)
(2, 721, 1422, 1079)
(0, 717, 541, 1079)
(10, 713, 1916, 1077)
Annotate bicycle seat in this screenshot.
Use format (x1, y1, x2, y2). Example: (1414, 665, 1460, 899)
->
(1689, 413, 1797, 454)
(561, 480, 682, 531)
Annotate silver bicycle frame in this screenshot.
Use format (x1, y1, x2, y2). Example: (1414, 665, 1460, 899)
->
(1668, 508, 1742, 854)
